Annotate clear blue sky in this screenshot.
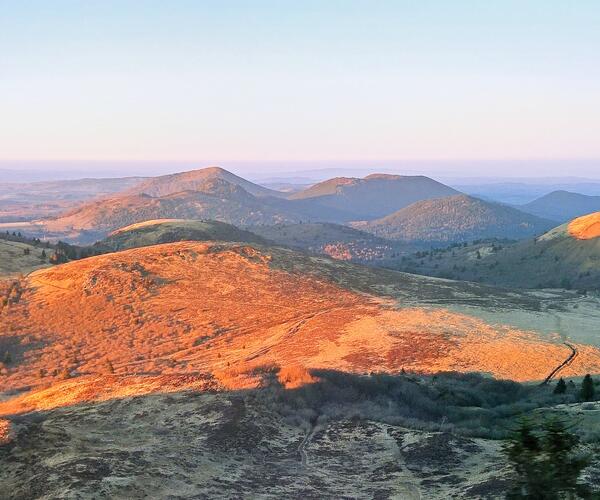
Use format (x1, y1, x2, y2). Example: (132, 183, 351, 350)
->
(1, 1, 599, 171)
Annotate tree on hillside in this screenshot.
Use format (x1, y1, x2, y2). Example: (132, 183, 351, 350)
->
(504, 418, 591, 498)
(580, 374, 595, 402)
(553, 378, 567, 395)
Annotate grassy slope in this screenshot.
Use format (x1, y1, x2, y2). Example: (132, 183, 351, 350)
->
(98, 219, 267, 251)
(385, 229, 600, 291)
(0, 239, 50, 278)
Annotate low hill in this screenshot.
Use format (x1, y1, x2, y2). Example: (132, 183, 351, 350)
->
(288, 174, 459, 220)
(97, 219, 267, 251)
(389, 212, 600, 290)
(127, 166, 284, 199)
(39, 180, 301, 243)
(353, 195, 553, 244)
(521, 190, 600, 222)
(3, 240, 600, 404)
(248, 222, 418, 262)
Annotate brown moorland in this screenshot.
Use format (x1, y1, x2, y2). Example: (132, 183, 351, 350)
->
(2, 241, 600, 416)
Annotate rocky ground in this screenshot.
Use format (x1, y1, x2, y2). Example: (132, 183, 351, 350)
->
(0, 388, 524, 499)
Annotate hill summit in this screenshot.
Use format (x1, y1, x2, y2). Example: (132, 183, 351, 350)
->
(352, 194, 553, 243)
(289, 173, 458, 219)
(127, 166, 284, 199)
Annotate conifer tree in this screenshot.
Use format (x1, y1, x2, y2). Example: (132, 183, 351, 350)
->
(580, 374, 595, 402)
(553, 377, 567, 395)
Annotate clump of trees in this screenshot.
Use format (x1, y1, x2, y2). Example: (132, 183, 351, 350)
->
(554, 374, 596, 402)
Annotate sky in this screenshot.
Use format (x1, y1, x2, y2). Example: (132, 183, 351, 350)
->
(1, 1, 600, 176)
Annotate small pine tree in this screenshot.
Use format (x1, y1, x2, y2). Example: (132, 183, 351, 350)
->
(580, 374, 595, 401)
(504, 418, 591, 498)
(553, 377, 567, 394)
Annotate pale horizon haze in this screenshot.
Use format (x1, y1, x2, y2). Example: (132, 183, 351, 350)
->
(1, 1, 600, 177)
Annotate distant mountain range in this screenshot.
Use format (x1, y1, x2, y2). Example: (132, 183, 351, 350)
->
(12, 167, 464, 242)
(6, 167, 598, 250)
(352, 194, 553, 244)
(520, 190, 600, 223)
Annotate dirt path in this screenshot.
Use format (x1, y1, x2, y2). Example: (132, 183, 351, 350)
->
(298, 419, 317, 466)
(542, 342, 578, 385)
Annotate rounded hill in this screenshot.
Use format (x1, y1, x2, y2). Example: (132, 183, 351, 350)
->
(353, 194, 554, 243)
(96, 219, 267, 251)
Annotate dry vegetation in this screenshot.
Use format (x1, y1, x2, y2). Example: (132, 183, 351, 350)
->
(569, 212, 600, 240)
(2, 241, 600, 417)
(0, 239, 50, 278)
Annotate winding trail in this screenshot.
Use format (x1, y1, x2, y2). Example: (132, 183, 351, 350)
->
(298, 419, 317, 466)
(542, 342, 578, 385)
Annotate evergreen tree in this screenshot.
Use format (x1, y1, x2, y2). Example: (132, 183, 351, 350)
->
(504, 418, 591, 499)
(553, 377, 567, 395)
(580, 374, 595, 402)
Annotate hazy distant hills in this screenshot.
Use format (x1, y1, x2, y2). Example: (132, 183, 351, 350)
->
(520, 190, 600, 223)
(288, 174, 459, 220)
(0, 176, 147, 222)
(12, 167, 471, 242)
(352, 195, 554, 244)
(391, 211, 600, 290)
